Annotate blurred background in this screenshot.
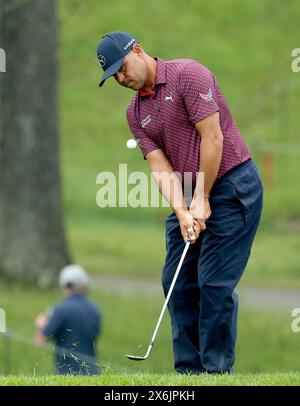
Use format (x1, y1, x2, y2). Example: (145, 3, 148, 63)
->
(0, 0, 300, 375)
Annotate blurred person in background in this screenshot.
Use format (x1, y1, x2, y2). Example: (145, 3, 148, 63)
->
(34, 264, 102, 375)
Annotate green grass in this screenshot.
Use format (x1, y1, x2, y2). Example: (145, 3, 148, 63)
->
(66, 217, 300, 288)
(1, 372, 300, 386)
(54, 0, 300, 288)
(1, 282, 300, 376)
(59, 0, 300, 225)
(2, 0, 300, 386)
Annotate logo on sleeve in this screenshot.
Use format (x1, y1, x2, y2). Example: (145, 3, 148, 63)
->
(141, 114, 151, 128)
(199, 88, 213, 102)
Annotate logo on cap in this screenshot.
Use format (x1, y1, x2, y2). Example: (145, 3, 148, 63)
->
(98, 55, 106, 67)
(124, 38, 136, 50)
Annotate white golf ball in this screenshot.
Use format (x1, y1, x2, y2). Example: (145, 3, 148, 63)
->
(126, 139, 137, 149)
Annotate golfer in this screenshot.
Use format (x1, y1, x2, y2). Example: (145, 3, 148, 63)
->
(97, 32, 263, 374)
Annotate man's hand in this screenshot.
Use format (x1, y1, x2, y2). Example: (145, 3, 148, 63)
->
(177, 210, 199, 244)
(34, 313, 48, 347)
(35, 313, 48, 330)
(189, 198, 212, 233)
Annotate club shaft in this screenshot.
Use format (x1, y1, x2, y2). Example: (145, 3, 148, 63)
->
(145, 240, 191, 357)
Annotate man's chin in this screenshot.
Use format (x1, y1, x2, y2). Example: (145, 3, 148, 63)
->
(128, 81, 144, 91)
(128, 84, 137, 91)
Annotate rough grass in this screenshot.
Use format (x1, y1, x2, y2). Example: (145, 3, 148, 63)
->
(1, 372, 300, 386)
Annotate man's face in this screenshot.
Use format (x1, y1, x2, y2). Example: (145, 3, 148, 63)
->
(114, 46, 148, 91)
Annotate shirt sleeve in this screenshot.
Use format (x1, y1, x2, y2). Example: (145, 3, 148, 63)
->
(179, 61, 219, 125)
(126, 106, 161, 159)
(42, 306, 64, 339)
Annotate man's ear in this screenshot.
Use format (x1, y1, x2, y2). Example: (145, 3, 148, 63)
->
(132, 43, 142, 54)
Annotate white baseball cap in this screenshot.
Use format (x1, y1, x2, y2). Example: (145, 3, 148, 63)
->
(59, 264, 90, 288)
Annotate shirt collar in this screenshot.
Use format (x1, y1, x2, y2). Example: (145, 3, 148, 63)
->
(155, 57, 167, 85)
(139, 57, 167, 97)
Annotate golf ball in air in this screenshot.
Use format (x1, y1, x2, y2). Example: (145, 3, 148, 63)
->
(126, 139, 137, 149)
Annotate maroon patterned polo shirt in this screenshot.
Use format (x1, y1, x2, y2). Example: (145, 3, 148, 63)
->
(126, 57, 251, 183)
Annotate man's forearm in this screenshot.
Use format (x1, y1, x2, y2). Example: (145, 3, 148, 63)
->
(152, 167, 188, 217)
(146, 150, 188, 216)
(146, 150, 199, 242)
(193, 132, 223, 201)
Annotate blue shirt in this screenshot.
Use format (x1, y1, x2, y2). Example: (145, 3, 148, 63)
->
(43, 293, 101, 375)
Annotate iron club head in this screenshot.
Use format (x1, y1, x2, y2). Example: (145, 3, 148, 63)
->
(125, 354, 148, 361)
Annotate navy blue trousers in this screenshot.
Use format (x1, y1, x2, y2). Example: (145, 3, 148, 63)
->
(162, 159, 263, 374)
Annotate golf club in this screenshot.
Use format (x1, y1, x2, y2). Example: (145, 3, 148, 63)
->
(126, 238, 191, 361)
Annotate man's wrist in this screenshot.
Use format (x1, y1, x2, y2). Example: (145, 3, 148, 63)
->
(174, 206, 188, 218)
(190, 194, 209, 208)
(193, 191, 210, 200)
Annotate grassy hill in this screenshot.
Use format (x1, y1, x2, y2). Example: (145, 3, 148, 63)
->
(59, 0, 300, 221)
(57, 0, 300, 283)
